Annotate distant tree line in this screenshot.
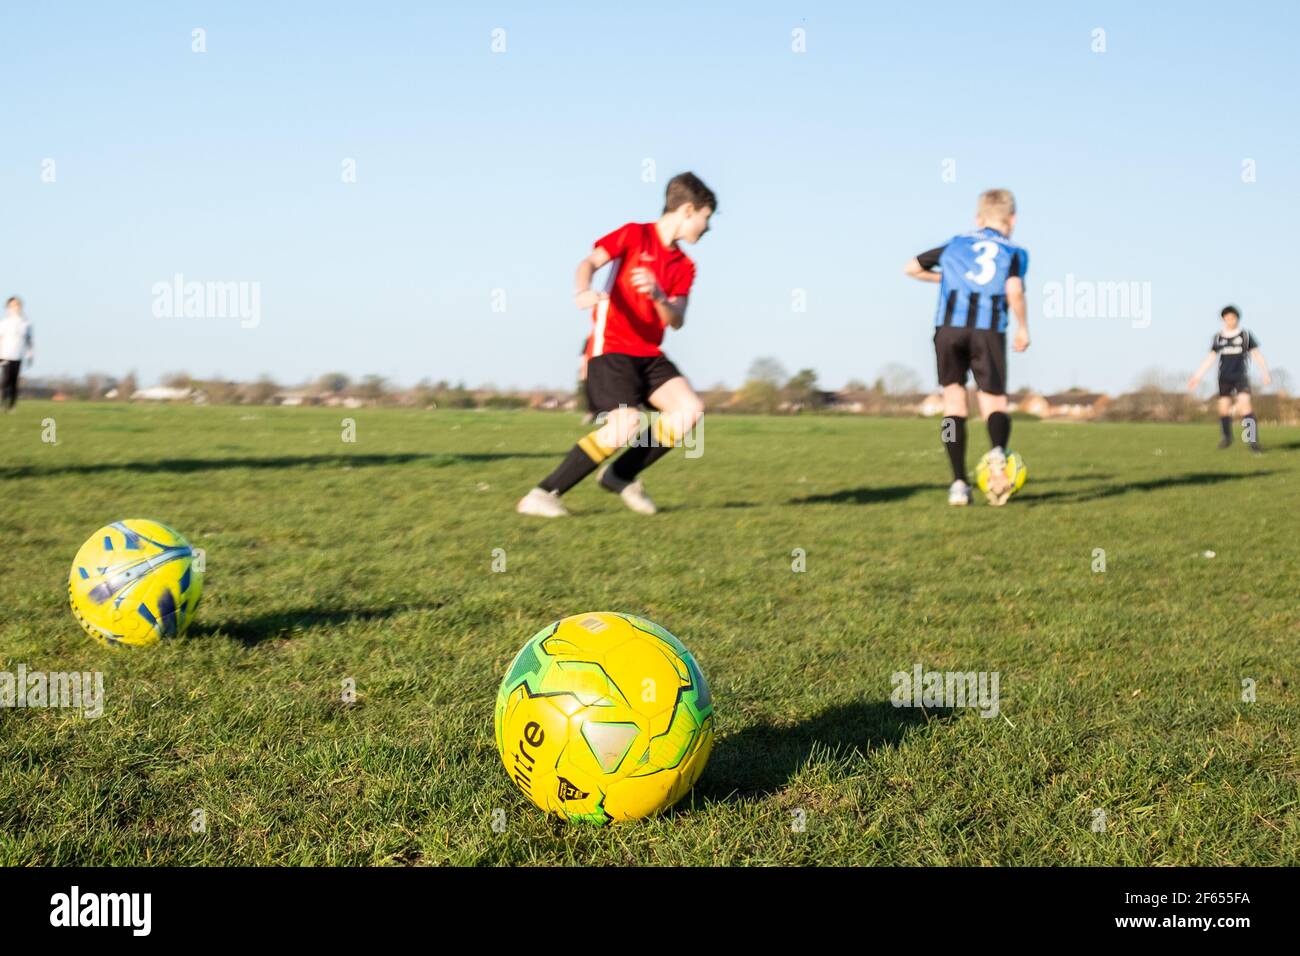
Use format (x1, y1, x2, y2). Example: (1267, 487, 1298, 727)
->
(19, 360, 1298, 423)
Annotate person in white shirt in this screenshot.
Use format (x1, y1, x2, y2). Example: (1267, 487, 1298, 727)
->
(0, 296, 35, 411)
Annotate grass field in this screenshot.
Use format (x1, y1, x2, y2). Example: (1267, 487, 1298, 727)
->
(1, 400, 1297, 865)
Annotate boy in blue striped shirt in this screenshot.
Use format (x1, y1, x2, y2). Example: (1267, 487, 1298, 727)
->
(905, 189, 1031, 506)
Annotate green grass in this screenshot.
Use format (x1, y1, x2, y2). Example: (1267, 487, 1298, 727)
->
(2, 401, 1297, 865)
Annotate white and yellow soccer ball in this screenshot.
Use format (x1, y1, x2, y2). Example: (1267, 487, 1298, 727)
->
(68, 519, 204, 648)
(975, 450, 1028, 502)
(495, 612, 713, 824)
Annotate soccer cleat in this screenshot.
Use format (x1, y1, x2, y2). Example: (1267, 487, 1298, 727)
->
(1218, 436, 1232, 449)
(598, 466, 658, 515)
(982, 449, 1011, 506)
(1249, 442, 1263, 455)
(516, 487, 570, 518)
(948, 479, 971, 507)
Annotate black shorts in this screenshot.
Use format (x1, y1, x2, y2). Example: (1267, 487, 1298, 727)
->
(584, 353, 684, 413)
(1218, 378, 1250, 397)
(934, 326, 1007, 396)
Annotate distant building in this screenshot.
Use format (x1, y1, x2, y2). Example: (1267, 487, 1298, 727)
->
(528, 392, 578, 411)
(1042, 391, 1110, 420)
(776, 390, 837, 413)
(273, 390, 323, 407)
(825, 390, 874, 413)
(1105, 390, 1197, 422)
(131, 386, 199, 402)
(1010, 391, 1050, 417)
(917, 391, 945, 417)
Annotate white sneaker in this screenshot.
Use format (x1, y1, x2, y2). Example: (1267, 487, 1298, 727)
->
(948, 479, 971, 507)
(598, 467, 658, 515)
(984, 448, 1011, 507)
(516, 487, 570, 518)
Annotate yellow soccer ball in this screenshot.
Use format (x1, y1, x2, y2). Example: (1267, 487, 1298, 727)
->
(68, 519, 204, 648)
(975, 450, 1028, 498)
(495, 612, 714, 824)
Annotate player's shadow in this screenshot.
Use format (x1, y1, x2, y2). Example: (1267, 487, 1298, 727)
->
(658, 500, 760, 512)
(192, 604, 431, 647)
(787, 483, 933, 506)
(688, 699, 954, 806)
(1023, 469, 1275, 505)
(0, 451, 553, 479)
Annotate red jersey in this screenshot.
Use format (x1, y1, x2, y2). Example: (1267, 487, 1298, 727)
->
(586, 222, 696, 358)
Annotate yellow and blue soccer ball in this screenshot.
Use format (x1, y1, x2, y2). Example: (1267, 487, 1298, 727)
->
(975, 450, 1028, 499)
(495, 612, 713, 824)
(68, 519, 204, 648)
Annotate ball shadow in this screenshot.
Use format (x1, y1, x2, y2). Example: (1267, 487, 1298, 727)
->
(685, 699, 954, 807)
(191, 603, 435, 647)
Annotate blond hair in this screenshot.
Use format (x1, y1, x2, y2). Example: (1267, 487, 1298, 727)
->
(976, 189, 1016, 229)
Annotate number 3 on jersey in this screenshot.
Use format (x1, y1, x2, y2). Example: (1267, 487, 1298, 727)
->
(964, 240, 999, 285)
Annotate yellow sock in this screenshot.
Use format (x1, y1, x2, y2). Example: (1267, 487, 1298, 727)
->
(653, 416, 681, 448)
(576, 430, 616, 463)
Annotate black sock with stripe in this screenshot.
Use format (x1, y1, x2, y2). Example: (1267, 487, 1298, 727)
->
(538, 430, 615, 495)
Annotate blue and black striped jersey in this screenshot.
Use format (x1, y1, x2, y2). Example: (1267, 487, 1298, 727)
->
(916, 227, 1029, 332)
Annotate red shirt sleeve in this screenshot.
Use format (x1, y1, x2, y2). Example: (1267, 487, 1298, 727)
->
(663, 257, 696, 298)
(594, 222, 636, 260)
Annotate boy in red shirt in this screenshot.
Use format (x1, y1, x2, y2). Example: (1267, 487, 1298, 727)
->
(518, 172, 715, 517)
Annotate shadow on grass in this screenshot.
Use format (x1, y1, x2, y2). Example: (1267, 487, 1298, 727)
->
(1022, 469, 1275, 505)
(0, 451, 553, 480)
(787, 484, 933, 506)
(785, 473, 1118, 508)
(658, 500, 760, 512)
(689, 699, 954, 806)
(1045, 472, 1117, 483)
(193, 604, 434, 647)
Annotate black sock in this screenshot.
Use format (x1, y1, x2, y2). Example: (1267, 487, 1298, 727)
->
(1220, 416, 1232, 441)
(987, 411, 1011, 451)
(942, 416, 967, 483)
(1242, 414, 1258, 444)
(610, 437, 672, 482)
(538, 446, 600, 494)
(538, 430, 615, 495)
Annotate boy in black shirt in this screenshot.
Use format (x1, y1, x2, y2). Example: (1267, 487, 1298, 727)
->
(1188, 306, 1272, 452)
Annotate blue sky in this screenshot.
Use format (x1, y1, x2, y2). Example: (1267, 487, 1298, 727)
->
(2, 1, 1296, 394)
